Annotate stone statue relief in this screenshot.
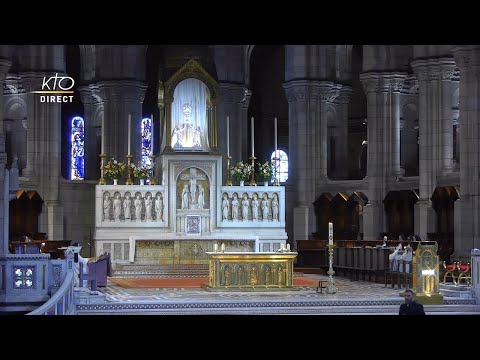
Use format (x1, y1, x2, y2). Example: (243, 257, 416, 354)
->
(123, 192, 132, 219)
(155, 193, 163, 221)
(178, 167, 209, 210)
(113, 193, 122, 221)
(145, 193, 153, 220)
(134, 193, 143, 221)
(103, 192, 111, 221)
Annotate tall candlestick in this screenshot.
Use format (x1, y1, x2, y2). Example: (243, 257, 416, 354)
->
(251, 116, 254, 157)
(328, 222, 333, 246)
(274, 117, 278, 154)
(101, 116, 105, 155)
(226, 116, 230, 157)
(127, 114, 131, 155)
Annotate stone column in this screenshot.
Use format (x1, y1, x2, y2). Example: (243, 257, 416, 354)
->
(360, 72, 397, 240)
(452, 46, 480, 258)
(78, 86, 100, 180)
(283, 80, 335, 241)
(217, 83, 248, 164)
(411, 58, 455, 239)
(440, 59, 456, 173)
(335, 86, 353, 179)
(97, 80, 147, 162)
(217, 83, 249, 181)
(19, 71, 64, 240)
(390, 74, 407, 177)
(0, 58, 11, 255)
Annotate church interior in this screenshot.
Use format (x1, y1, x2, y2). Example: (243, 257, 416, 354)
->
(0, 44, 479, 315)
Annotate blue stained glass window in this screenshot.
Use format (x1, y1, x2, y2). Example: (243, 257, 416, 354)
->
(71, 116, 85, 180)
(271, 150, 288, 183)
(141, 117, 152, 167)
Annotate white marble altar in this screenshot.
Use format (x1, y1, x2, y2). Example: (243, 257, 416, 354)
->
(95, 154, 287, 265)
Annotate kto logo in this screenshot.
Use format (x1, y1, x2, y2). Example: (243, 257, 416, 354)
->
(32, 73, 75, 103)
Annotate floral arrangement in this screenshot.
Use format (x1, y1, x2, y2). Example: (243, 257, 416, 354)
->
(131, 162, 153, 179)
(231, 161, 253, 181)
(104, 158, 126, 179)
(257, 160, 274, 181)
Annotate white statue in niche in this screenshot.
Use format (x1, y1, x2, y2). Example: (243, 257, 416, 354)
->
(242, 195, 249, 221)
(103, 193, 111, 220)
(134, 194, 143, 220)
(251, 194, 259, 220)
(182, 184, 190, 209)
(197, 185, 205, 209)
(271, 193, 279, 221)
(222, 194, 229, 220)
(113, 193, 122, 221)
(170, 78, 209, 151)
(155, 194, 163, 221)
(261, 194, 269, 221)
(123, 193, 132, 219)
(231, 194, 239, 220)
(145, 193, 153, 220)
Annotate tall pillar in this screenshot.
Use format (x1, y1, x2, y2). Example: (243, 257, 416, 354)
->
(452, 46, 480, 258)
(411, 58, 455, 239)
(390, 74, 407, 177)
(440, 59, 456, 173)
(97, 80, 147, 162)
(335, 86, 353, 179)
(360, 72, 401, 239)
(217, 83, 249, 164)
(78, 86, 102, 180)
(20, 72, 64, 239)
(0, 58, 11, 254)
(283, 80, 335, 241)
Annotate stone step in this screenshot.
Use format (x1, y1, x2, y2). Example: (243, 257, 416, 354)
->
(440, 283, 475, 299)
(112, 264, 209, 278)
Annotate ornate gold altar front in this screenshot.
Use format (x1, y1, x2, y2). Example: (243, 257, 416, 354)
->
(206, 252, 297, 291)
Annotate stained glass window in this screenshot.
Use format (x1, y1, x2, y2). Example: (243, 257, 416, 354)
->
(271, 150, 288, 183)
(141, 117, 152, 167)
(71, 116, 84, 180)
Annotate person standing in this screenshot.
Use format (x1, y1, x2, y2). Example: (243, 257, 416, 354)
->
(399, 289, 426, 315)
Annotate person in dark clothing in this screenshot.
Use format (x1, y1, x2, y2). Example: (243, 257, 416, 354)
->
(399, 288, 426, 315)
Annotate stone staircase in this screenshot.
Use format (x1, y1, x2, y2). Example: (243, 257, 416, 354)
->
(112, 264, 209, 278)
(440, 282, 475, 299)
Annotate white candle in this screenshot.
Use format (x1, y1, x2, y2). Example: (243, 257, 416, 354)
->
(221, 243, 225, 252)
(226, 116, 230, 157)
(251, 116, 254, 157)
(280, 243, 285, 251)
(328, 222, 333, 246)
(274, 117, 278, 154)
(286, 243, 290, 252)
(101, 116, 105, 155)
(127, 114, 131, 155)
(214, 243, 218, 252)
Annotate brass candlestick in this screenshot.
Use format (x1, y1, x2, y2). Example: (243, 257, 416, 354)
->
(226, 156, 232, 186)
(149, 152, 157, 185)
(273, 156, 280, 186)
(99, 154, 106, 185)
(126, 154, 133, 185)
(326, 244, 337, 294)
(249, 156, 257, 186)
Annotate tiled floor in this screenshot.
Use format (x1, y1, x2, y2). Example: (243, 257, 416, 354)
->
(75, 274, 479, 314)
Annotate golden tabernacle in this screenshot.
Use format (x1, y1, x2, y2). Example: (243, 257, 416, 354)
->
(205, 252, 297, 291)
(412, 241, 443, 305)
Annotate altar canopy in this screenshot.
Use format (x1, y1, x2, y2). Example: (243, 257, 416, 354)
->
(171, 78, 209, 151)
